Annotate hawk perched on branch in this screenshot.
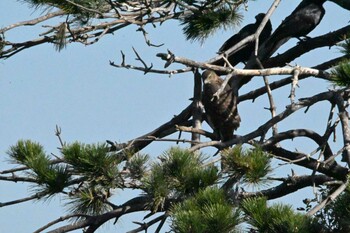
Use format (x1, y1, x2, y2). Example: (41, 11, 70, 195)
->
(202, 70, 240, 142)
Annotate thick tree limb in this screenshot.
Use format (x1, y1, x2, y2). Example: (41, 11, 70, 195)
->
(265, 25, 350, 68)
(239, 175, 333, 200)
(128, 214, 168, 233)
(191, 69, 203, 146)
(238, 55, 347, 103)
(264, 129, 334, 160)
(109, 103, 193, 153)
(264, 146, 348, 181)
(0, 192, 49, 208)
(46, 196, 153, 233)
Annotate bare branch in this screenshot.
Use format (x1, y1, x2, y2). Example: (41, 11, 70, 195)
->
(176, 125, 217, 140)
(307, 179, 349, 216)
(0, 11, 65, 33)
(256, 58, 278, 137)
(191, 69, 203, 146)
(334, 92, 350, 165)
(137, 26, 164, 47)
(128, 214, 168, 233)
(47, 196, 154, 233)
(0, 191, 49, 208)
(238, 56, 346, 103)
(239, 175, 333, 200)
(265, 25, 350, 68)
(109, 60, 192, 75)
(109, 104, 193, 154)
(290, 66, 300, 103)
(157, 52, 330, 79)
(34, 214, 91, 233)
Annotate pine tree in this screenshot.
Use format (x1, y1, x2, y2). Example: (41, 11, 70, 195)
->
(1, 0, 350, 232)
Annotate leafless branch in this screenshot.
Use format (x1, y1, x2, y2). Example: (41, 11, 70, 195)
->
(238, 56, 346, 103)
(290, 66, 300, 103)
(176, 125, 217, 140)
(239, 174, 333, 200)
(307, 179, 349, 216)
(137, 26, 164, 47)
(109, 60, 192, 75)
(128, 213, 168, 233)
(157, 51, 330, 78)
(334, 91, 350, 165)
(0, 191, 49, 208)
(55, 125, 65, 148)
(191, 69, 203, 146)
(0, 11, 65, 33)
(34, 213, 91, 233)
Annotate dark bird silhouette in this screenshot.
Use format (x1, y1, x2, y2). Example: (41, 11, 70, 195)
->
(263, 0, 326, 58)
(202, 70, 240, 142)
(213, 13, 272, 67)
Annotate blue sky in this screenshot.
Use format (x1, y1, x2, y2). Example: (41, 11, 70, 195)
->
(1, 0, 349, 232)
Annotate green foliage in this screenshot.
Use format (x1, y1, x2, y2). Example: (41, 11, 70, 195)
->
(171, 187, 241, 233)
(340, 37, 350, 56)
(143, 147, 218, 211)
(66, 186, 112, 216)
(7, 140, 71, 195)
(7, 140, 45, 164)
(61, 142, 122, 216)
(181, 6, 242, 42)
(62, 142, 121, 188)
(316, 186, 350, 232)
(54, 23, 68, 52)
(328, 189, 350, 231)
(19, 0, 105, 15)
(221, 145, 272, 186)
(330, 37, 350, 87)
(126, 153, 150, 179)
(331, 60, 350, 87)
(241, 197, 317, 233)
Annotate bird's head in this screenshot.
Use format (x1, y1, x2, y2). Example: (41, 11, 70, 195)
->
(202, 70, 218, 84)
(255, 13, 266, 23)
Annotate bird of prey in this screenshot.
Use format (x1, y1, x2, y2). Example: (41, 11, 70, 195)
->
(263, 0, 326, 58)
(213, 13, 272, 67)
(202, 70, 241, 142)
